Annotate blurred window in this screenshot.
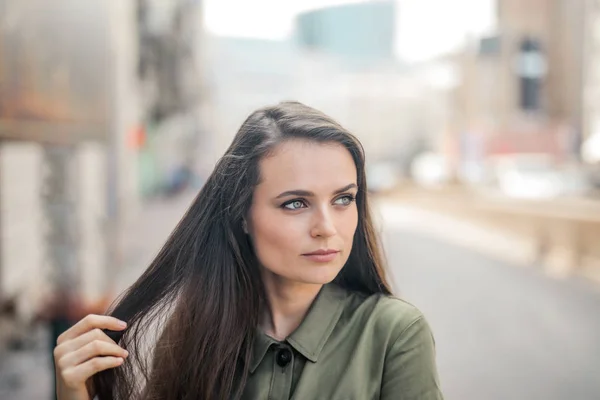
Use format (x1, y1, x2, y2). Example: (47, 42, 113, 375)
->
(478, 35, 501, 56)
(516, 37, 546, 111)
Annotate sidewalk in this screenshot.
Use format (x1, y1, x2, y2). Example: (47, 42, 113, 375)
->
(373, 198, 539, 268)
(375, 191, 600, 286)
(0, 190, 197, 400)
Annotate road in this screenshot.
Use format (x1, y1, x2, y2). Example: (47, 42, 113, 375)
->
(382, 205, 600, 400)
(1, 199, 600, 399)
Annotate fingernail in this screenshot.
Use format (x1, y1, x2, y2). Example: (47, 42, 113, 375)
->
(123, 350, 129, 357)
(118, 320, 127, 328)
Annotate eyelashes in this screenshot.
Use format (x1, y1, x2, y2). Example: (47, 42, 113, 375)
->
(281, 194, 356, 210)
(336, 194, 356, 206)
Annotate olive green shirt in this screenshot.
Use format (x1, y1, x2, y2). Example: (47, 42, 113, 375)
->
(242, 284, 443, 400)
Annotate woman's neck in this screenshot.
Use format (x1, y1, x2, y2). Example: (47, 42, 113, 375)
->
(260, 273, 323, 341)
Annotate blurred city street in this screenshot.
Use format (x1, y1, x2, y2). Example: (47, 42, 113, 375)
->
(2, 0, 600, 399)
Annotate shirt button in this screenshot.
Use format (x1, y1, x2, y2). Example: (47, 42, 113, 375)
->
(276, 347, 292, 367)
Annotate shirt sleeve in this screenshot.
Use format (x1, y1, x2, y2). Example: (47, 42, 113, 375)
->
(380, 315, 444, 400)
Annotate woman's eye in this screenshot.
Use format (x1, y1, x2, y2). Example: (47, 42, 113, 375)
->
(334, 195, 356, 206)
(283, 200, 307, 210)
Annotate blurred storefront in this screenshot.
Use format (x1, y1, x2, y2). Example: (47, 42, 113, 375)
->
(444, 0, 588, 182)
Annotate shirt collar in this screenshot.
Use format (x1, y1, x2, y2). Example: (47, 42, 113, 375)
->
(250, 327, 278, 374)
(249, 284, 347, 373)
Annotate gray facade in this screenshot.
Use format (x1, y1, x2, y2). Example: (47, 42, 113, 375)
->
(295, 1, 396, 63)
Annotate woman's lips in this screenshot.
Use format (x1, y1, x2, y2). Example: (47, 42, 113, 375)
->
(302, 250, 340, 263)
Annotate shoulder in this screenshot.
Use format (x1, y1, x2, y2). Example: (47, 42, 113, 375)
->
(338, 289, 443, 398)
(341, 289, 429, 344)
(370, 295, 428, 344)
(372, 295, 424, 330)
(371, 297, 443, 398)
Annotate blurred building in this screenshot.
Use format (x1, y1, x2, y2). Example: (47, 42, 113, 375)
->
(203, 36, 301, 161)
(295, 0, 396, 64)
(136, 0, 205, 196)
(0, 0, 206, 328)
(293, 58, 453, 165)
(0, 0, 142, 321)
(447, 0, 587, 180)
(582, 0, 600, 165)
(291, 0, 447, 164)
(203, 1, 458, 171)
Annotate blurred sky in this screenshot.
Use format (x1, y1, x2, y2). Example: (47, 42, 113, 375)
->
(203, 0, 497, 63)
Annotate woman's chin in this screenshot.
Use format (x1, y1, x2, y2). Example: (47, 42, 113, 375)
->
(292, 267, 343, 286)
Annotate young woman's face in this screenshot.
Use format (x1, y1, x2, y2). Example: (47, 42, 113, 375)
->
(247, 139, 359, 287)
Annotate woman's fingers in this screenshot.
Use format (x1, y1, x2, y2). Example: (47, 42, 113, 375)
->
(57, 314, 127, 345)
(54, 328, 116, 361)
(57, 338, 128, 371)
(60, 356, 125, 389)
(53, 314, 130, 397)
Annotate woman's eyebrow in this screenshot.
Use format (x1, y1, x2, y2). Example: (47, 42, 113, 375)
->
(275, 183, 358, 199)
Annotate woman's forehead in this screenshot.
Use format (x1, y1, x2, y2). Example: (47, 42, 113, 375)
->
(257, 140, 357, 191)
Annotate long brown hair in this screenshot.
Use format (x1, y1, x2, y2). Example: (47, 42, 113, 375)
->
(93, 101, 391, 399)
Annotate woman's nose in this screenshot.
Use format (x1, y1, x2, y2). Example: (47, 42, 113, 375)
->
(310, 208, 337, 238)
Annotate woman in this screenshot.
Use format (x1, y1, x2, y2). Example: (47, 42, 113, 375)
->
(53, 102, 443, 400)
